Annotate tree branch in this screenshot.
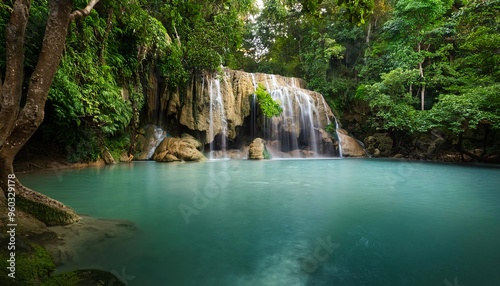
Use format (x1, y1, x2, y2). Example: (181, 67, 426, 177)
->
(0, 0, 31, 146)
(70, 0, 100, 21)
(4, 0, 73, 157)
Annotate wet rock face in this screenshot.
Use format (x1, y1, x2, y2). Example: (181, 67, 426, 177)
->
(364, 133, 393, 157)
(153, 134, 206, 162)
(413, 131, 446, 159)
(149, 68, 334, 147)
(102, 149, 116, 164)
(134, 125, 167, 160)
(248, 138, 267, 160)
(338, 134, 366, 158)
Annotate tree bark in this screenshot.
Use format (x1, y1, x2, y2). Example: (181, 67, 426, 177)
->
(0, 0, 99, 226)
(418, 42, 425, 110)
(0, 0, 30, 146)
(70, 0, 100, 20)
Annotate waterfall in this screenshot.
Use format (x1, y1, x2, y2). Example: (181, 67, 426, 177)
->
(208, 74, 228, 159)
(258, 74, 326, 157)
(145, 125, 167, 160)
(334, 117, 343, 158)
(249, 74, 258, 140)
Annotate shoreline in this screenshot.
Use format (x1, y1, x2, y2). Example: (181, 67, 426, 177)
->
(14, 151, 500, 175)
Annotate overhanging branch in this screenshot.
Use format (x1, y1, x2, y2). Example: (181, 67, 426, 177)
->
(70, 0, 100, 20)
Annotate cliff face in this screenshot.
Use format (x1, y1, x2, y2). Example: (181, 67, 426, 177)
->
(146, 68, 334, 145)
(140, 68, 367, 158)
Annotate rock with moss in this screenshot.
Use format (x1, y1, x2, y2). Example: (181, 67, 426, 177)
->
(248, 138, 269, 159)
(364, 133, 393, 157)
(0, 227, 131, 286)
(42, 269, 126, 286)
(15, 184, 80, 226)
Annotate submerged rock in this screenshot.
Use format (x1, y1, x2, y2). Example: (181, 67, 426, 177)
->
(153, 134, 206, 162)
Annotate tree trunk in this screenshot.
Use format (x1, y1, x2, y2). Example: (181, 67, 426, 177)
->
(417, 42, 425, 110)
(366, 22, 371, 43)
(0, 0, 98, 226)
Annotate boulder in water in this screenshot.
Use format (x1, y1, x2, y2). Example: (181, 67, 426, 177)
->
(153, 134, 206, 162)
(248, 138, 268, 160)
(337, 128, 366, 157)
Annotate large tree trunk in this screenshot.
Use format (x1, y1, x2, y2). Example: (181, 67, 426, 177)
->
(0, 0, 99, 226)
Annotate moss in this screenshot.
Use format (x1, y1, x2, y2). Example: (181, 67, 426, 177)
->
(17, 244, 56, 283)
(41, 272, 79, 286)
(0, 237, 125, 286)
(43, 269, 126, 286)
(17, 196, 77, 226)
(263, 145, 272, 159)
(0, 242, 55, 286)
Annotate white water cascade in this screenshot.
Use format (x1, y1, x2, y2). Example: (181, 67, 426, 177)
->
(207, 74, 228, 159)
(250, 74, 334, 157)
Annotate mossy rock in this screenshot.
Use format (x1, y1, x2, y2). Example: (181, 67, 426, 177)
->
(0, 241, 55, 285)
(17, 195, 79, 226)
(0, 236, 125, 286)
(42, 269, 126, 286)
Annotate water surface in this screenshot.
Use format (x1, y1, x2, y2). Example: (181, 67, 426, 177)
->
(20, 159, 500, 285)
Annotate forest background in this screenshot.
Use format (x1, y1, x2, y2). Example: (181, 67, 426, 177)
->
(1, 0, 499, 164)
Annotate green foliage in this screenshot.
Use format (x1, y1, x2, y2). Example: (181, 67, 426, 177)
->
(429, 84, 500, 134)
(360, 68, 431, 133)
(338, 0, 375, 25)
(255, 83, 283, 118)
(160, 0, 253, 74)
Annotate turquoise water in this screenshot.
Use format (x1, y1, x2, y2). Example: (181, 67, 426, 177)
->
(20, 159, 500, 286)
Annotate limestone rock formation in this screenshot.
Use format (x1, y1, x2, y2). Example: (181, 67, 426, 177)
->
(248, 138, 267, 159)
(364, 133, 393, 157)
(102, 149, 116, 164)
(337, 128, 366, 157)
(147, 68, 334, 146)
(134, 125, 166, 160)
(153, 134, 206, 162)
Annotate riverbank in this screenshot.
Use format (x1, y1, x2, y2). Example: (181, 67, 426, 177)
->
(0, 211, 137, 285)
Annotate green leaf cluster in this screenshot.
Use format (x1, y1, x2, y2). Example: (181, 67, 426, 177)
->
(255, 83, 283, 118)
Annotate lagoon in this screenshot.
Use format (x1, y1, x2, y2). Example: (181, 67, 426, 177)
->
(20, 159, 500, 286)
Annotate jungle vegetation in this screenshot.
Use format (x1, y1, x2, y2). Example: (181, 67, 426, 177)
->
(0, 0, 499, 168)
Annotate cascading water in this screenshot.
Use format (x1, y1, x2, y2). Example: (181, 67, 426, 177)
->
(208, 74, 228, 159)
(250, 74, 258, 139)
(145, 125, 167, 160)
(254, 74, 328, 157)
(334, 117, 343, 158)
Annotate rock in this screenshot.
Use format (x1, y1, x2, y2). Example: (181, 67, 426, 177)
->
(102, 149, 116, 164)
(337, 129, 366, 157)
(134, 124, 166, 160)
(119, 152, 133, 162)
(318, 128, 335, 156)
(159, 69, 334, 146)
(413, 130, 445, 159)
(364, 133, 393, 157)
(153, 135, 206, 162)
(248, 138, 267, 159)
